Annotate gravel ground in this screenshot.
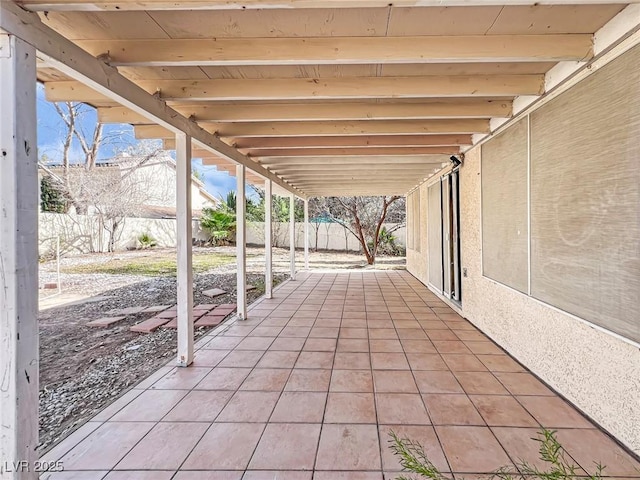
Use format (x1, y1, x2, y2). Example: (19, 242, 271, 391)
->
(37, 246, 404, 452)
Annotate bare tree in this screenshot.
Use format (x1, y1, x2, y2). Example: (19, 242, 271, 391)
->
(41, 102, 164, 252)
(327, 196, 406, 265)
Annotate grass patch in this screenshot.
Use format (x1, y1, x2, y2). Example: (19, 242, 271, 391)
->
(63, 253, 236, 276)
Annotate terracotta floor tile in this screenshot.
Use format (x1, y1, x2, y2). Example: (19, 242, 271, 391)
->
(248, 326, 283, 337)
(436, 426, 513, 473)
(249, 423, 321, 470)
(309, 327, 340, 338)
(260, 317, 289, 327)
(205, 336, 244, 350)
(425, 330, 459, 341)
(454, 372, 508, 395)
(192, 349, 231, 367)
(218, 350, 265, 368)
(240, 368, 291, 391)
(333, 352, 371, 370)
(375, 393, 430, 425)
(325, 392, 377, 423)
(289, 317, 316, 327)
(44, 472, 109, 479)
(295, 351, 335, 369)
(453, 330, 487, 341)
(269, 337, 306, 351)
(369, 339, 404, 353)
(423, 394, 484, 426)
(285, 369, 331, 392)
(413, 371, 464, 394)
(152, 367, 212, 390)
(379, 425, 449, 472)
(393, 320, 421, 329)
(336, 338, 370, 353)
(316, 424, 381, 470)
(441, 354, 488, 372)
(223, 325, 256, 337)
(270, 392, 327, 423)
(367, 320, 393, 329)
(494, 372, 554, 396)
(419, 320, 448, 330)
(244, 471, 312, 479)
(280, 326, 312, 338)
(116, 422, 208, 470)
(462, 341, 503, 355)
(164, 390, 234, 422)
(59, 422, 155, 470)
(174, 473, 242, 480)
(195, 367, 252, 390)
(304, 338, 338, 352)
(256, 350, 299, 369)
(555, 428, 640, 475)
(470, 395, 538, 427)
(492, 427, 560, 471)
(217, 391, 280, 422)
(368, 328, 398, 339)
(339, 328, 368, 339)
(236, 336, 275, 351)
(433, 340, 472, 354)
(406, 353, 448, 371)
(104, 472, 174, 480)
(183, 423, 265, 470)
(400, 340, 436, 354)
(313, 473, 383, 480)
(478, 354, 525, 372)
(517, 396, 593, 428)
(373, 370, 418, 393)
(371, 353, 410, 370)
(330, 370, 374, 392)
(397, 328, 428, 340)
(111, 390, 187, 422)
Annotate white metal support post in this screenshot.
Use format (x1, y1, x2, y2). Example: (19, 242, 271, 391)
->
(264, 179, 273, 299)
(236, 165, 248, 319)
(289, 194, 296, 280)
(0, 33, 39, 479)
(304, 199, 310, 270)
(176, 133, 194, 367)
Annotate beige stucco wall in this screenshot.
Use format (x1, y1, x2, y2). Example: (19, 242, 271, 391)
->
(406, 146, 640, 454)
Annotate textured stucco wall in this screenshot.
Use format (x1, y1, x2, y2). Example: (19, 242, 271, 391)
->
(407, 146, 640, 454)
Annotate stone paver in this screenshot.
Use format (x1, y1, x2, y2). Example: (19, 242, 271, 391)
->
(202, 288, 227, 298)
(86, 316, 126, 328)
(46, 271, 640, 479)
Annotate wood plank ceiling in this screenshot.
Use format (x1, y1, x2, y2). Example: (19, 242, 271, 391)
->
(25, 1, 626, 196)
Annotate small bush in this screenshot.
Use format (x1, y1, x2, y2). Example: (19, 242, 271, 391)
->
(137, 232, 157, 249)
(389, 428, 608, 480)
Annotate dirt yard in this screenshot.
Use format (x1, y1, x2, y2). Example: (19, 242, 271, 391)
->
(37, 246, 405, 452)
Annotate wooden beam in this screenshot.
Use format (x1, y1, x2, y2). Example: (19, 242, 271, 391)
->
(97, 100, 512, 124)
(166, 134, 473, 150)
(175, 132, 194, 367)
(45, 75, 544, 102)
(0, 1, 304, 198)
(77, 35, 593, 66)
(203, 155, 449, 166)
(0, 33, 39, 475)
(18, 0, 638, 11)
(247, 147, 460, 157)
(134, 119, 490, 139)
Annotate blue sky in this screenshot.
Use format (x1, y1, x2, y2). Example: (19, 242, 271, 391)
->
(36, 84, 237, 198)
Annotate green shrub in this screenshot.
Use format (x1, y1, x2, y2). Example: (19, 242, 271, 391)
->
(389, 429, 607, 480)
(201, 207, 236, 245)
(137, 232, 157, 249)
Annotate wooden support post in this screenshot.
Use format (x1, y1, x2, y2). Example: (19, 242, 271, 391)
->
(176, 133, 194, 367)
(304, 198, 310, 270)
(0, 33, 39, 479)
(290, 194, 296, 280)
(264, 179, 273, 299)
(237, 165, 248, 319)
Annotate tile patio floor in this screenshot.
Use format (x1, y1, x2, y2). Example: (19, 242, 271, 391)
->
(42, 271, 640, 479)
